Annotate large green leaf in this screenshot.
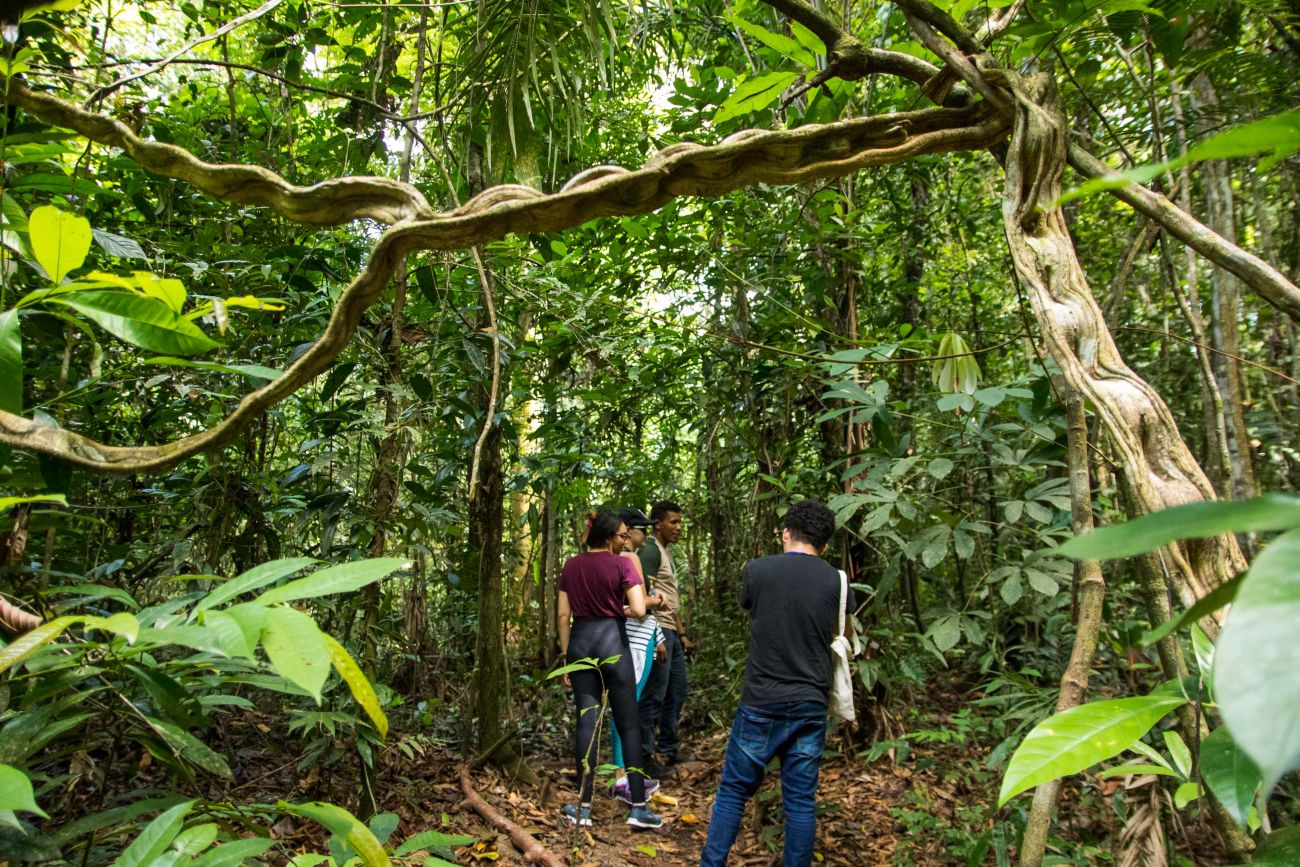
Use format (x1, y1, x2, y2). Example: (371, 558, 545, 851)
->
(195, 557, 319, 612)
(713, 71, 801, 124)
(724, 12, 817, 66)
(1057, 494, 1300, 561)
(392, 829, 477, 857)
(0, 309, 21, 415)
(113, 799, 195, 867)
(1059, 108, 1300, 204)
(0, 494, 66, 512)
(53, 290, 219, 356)
(1199, 726, 1260, 827)
(261, 606, 330, 701)
(0, 615, 79, 674)
(0, 765, 46, 820)
(188, 837, 276, 867)
(0, 823, 61, 861)
(29, 205, 91, 283)
(1254, 826, 1300, 865)
(280, 801, 390, 867)
(322, 634, 388, 737)
(146, 718, 233, 778)
(1213, 527, 1300, 795)
(256, 557, 406, 605)
(997, 688, 1187, 806)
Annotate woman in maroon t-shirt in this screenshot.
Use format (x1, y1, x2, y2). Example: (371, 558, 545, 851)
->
(556, 511, 662, 829)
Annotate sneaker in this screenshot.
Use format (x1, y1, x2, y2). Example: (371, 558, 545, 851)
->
(627, 805, 663, 830)
(561, 804, 592, 827)
(609, 776, 660, 805)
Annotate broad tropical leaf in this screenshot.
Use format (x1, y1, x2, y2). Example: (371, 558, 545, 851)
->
(146, 718, 233, 778)
(261, 606, 330, 701)
(0, 616, 80, 674)
(256, 558, 406, 605)
(1213, 527, 1300, 795)
(188, 838, 276, 867)
(0, 309, 21, 415)
(0, 765, 46, 819)
(392, 829, 477, 857)
(1200, 726, 1260, 827)
(1253, 826, 1300, 865)
(281, 801, 391, 867)
(1057, 494, 1300, 560)
(998, 688, 1187, 806)
(54, 290, 219, 356)
(323, 634, 388, 737)
(82, 612, 140, 643)
(713, 71, 801, 124)
(112, 799, 196, 867)
(29, 205, 91, 283)
(196, 557, 319, 612)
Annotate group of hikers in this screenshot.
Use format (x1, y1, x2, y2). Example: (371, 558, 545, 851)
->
(556, 498, 852, 866)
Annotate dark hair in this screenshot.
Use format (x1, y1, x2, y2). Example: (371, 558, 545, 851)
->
(783, 499, 836, 549)
(649, 501, 682, 523)
(585, 510, 624, 550)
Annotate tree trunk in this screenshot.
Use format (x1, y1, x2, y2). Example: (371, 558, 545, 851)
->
(1018, 395, 1106, 867)
(1187, 73, 1257, 502)
(995, 70, 1245, 617)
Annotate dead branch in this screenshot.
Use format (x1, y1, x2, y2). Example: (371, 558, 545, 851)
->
(0, 595, 42, 635)
(459, 766, 564, 867)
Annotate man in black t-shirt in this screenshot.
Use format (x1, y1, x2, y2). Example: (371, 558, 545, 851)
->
(699, 499, 852, 867)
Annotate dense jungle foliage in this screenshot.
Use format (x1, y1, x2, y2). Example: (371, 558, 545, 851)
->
(1, 0, 1299, 864)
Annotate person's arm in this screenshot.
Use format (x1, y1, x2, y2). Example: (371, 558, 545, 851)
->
(557, 590, 572, 655)
(625, 583, 647, 619)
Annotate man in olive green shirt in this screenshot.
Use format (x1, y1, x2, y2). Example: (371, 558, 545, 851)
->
(638, 501, 688, 768)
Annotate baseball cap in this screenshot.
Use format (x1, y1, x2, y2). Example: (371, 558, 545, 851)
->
(618, 507, 654, 530)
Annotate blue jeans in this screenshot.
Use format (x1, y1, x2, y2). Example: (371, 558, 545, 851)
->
(699, 701, 827, 867)
(639, 627, 688, 757)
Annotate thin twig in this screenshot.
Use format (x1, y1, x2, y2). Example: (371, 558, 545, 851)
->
(87, 0, 286, 106)
(1118, 326, 1300, 386)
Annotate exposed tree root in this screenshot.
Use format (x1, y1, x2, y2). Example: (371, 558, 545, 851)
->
(459, 765, 564, 867)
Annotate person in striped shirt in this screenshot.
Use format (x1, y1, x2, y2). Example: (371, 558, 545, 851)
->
(609, 507, 667, 803)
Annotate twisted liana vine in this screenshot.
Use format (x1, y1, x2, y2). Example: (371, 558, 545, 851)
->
(0, 78, 1006, 473)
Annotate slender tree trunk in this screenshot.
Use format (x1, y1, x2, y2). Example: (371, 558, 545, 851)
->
(537, 483, 556, 666)
(1018, 395, 1106, 867)
(1188, 55, 1257, 502)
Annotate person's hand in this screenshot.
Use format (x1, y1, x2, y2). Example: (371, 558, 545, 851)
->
(623, 605, 633, 616)
(655, 644, 667, 663)
(563, 673, 571, 688)
(681, 634, 697, 661)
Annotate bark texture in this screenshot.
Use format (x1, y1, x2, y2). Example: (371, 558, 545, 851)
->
(1018, 395, 1106, 867)
(996, 70, 1245, 612)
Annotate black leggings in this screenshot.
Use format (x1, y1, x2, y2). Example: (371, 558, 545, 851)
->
(568, 617, 646, 804)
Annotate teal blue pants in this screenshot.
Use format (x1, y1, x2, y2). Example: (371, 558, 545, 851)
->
(611, 632, 656, 769)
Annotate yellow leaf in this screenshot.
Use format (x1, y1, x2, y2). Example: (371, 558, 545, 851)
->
(323, 633, 389, 737)
(680, 813, 700, 824)
(650, 791, 678, 806)
(0, 616, 80, 674)
(30, 206, 91, 284)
